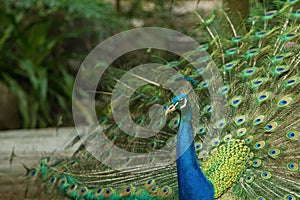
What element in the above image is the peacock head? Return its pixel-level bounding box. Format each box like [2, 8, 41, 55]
[165, 94, 188, 115]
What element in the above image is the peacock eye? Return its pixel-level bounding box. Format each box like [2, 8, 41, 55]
[179, 99, 185, 105]
[178, 98, 187, 109]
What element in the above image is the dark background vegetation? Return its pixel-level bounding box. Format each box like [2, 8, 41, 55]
[0, 0, 278, 130]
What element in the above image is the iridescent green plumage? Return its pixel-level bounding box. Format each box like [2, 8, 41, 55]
[26, 1, 300, 199]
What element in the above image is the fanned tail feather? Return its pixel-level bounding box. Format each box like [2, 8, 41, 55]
[27, 1, 300, 199]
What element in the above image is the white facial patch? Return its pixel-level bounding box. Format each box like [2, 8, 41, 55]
[180, 98, 187, 109]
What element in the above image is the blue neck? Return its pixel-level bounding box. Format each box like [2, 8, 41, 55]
[176, 106, 214, 200]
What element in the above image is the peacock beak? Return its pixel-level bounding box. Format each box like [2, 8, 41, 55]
[165, 103, 177, 115]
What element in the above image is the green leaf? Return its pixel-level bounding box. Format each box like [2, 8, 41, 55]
[3, 74, 30, 128]
[19, 59, 39, 90]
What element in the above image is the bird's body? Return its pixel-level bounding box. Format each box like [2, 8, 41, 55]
[176, 142, 214, 200]
[175, 99, 214, 200]
[27, 1, 300, 199]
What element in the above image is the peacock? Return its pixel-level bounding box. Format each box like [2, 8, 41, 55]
[26, 0, 300, 199]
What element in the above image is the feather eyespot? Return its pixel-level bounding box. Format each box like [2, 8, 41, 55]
[75, 187, 87, 197]
[251, 77, 266, 88]
[122, 186, 135, 196]
[284, 194, 296, 200]
[223, 134, 232, 142]
[287, 0, 298, 5]
[282, 33, 296, 41]
[274, 65, 290, 75]
[159, 186, 172, 197]
[58, 177, 67, 187]
[285, 76, 299, 87]
[230, 96, 242, 107]
[169, 116, 180, 128]
[215, 119, 226, 129]
[226, 47, 238, 55]
[197, 44, 209, 51]
[235, 115, 246, 125]
[255, 31, 268, 38]
[236, 128, 247, 137]
[149, 186, 159, 195]
[166, 137, 176, 147]
[145, 179, 155, 189]
[71, 184, 76, 190]
[196, 126, 206, 134]
[246, 48, 259, 57]
[247, 152, 254, 159]
[253, 115, 265, 125]
[242, 67, 257, 76]
[286, 131, 299, 141]
[103, 188, 114, 198]
[49, 177, 56, 184]
[231, 36, 242, 43]
[263, 11, 277, 19]
[254, 141, 265, 149]
[223, 61, 238, 70]
[272, 54, 285, 63]
[247, 17, 258, 23]
[195, 142, 203, 150]
[30, 169, 38, 176]
[148, 141, 157, 150]
[256, 197, 266, 200]
[94, 188, 103, 197]
[211, 138, 220, 146]
[293, 9, 300, 18]
[102, 188, 114, 198]
[261, 171, 272, 179]
[80, 188, 85, 193]
[268, 148, 281, 158]
[265, 122, 278, 132]
[257, 92, 270, 102]
[245, 136, 254, 144]
[203, 105, 213, 113]
[199, 151, 207, 157]
[218, 85, 230, 95]
[277, 96, 293, 107]
[253, 159, 262, 167]
[287, 162, 299, 171]
[57, 177, 69, 191]
[245, 175, 254, 183]
[199, 80, 210, 88]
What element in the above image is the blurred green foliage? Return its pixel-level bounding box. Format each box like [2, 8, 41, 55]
[0, 0, 127, 128]
[0, 0, 254, 129]
[120, 0, 195, 32]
